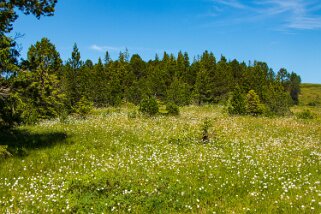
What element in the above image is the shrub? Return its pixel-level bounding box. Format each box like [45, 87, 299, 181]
[166, 102, 180, 115]
[308, 101, 317, 106]
[308, 101, 318, 107]
[246, 90, 265, 116]
[0, 145, 12, 159]
[296, 109, 315, 119]
[127, 110, 138, 119]
[201, 117, 212, 142]
[139, 97, 159, 116]
[73, 97, 93, 118]
[265, 84, 292, 116]
[227, 87, 246, 115]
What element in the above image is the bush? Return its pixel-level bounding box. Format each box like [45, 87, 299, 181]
[201, 118, 212, 142]
[246, 90, 265, 116]
[227, 87, 246, 115]
[296, 109, 315, 119]
[166, 102, 180, 115]
[308, 102, 316, 106]
[0, 145, 12, 159]
[127, 110, 138, 119]
[265, 84, 292, 116]
[73, 97, 93, 118]
[139, 97, 159, 116]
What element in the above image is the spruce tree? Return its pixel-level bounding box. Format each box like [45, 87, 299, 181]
[17, 38, 65, 122]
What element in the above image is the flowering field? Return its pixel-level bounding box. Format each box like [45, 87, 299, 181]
[1, 105, 321, 213]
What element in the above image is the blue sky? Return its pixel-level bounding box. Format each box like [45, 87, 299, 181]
[12, 0, 321, 83]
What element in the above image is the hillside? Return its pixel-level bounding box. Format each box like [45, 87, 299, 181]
[300, 83, 321, 106]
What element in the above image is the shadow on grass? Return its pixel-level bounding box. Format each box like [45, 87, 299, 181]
[0, 128, 70, 157]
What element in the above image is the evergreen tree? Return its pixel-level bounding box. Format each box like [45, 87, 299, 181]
[228, 86, 246, 115]
[193, 51, 217, 104]
[265, 83, 292, 116]
[16, 38, 65, 122]
[63, 43, 83, 107]
[104, 51, 112, 66]
[166, 78, 191, 106]
[213, 55, 233, 102]
[289, 72, 301, 105]
[246, 90, 265, 116]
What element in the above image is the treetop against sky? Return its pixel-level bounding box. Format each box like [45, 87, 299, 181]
[11, 0, 321, 83]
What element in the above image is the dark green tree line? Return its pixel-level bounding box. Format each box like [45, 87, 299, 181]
[0, 0, 302, 125]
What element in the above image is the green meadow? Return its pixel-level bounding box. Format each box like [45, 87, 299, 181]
[0, 85, 321, 213]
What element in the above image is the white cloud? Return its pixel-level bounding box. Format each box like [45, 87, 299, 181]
[90, 45, 164, 54]
[211, 0, 321, 30]
[90, 45, 125, 52]
[287, 17, 321, 30]
[212, 0, 246, 9]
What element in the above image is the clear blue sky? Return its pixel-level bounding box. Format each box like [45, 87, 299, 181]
[12, 0, 321, 83]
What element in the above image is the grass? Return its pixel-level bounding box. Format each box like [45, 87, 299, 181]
[299, 83, 321, 106]
[0, 103, 321, 213]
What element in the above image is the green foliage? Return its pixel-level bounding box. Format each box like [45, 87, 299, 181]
[166, 78, 191, 106]
[227, 86, 246, 115]
[62, 43, 83, 107]
[73, 97, 93, 118]
[165, 102, 180, 115]
[127, 110, 138, 119]
[296, 109, 315, 119]
[264, 83, 291, 116]
[139, 97, 159, 116]
[308, 101, 318, 106]
[0, 145, 12, 159]
[12, 38, 66, 124]
[0, 92, 24, 126]
[201, 117, 212, 142]
[0, 0, 58, 127]
[246, 90, 265, 116]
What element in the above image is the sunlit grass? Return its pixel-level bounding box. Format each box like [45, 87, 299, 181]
[300, 83, 321, 106]
[1, 105, 321, 213]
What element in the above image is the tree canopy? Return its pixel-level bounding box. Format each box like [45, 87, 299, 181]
[0, 0, 302, 126]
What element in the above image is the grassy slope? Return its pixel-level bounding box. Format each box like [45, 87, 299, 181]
[0, 103, 321, 213]
[299, 83, 321, 106]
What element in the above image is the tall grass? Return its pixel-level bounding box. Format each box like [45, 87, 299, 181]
[0, 105, 321, 213]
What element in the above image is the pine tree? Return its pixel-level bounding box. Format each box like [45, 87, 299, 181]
[63, 43, 83, 107]
[289, 72, 301, 105]
[228, 86, 246, 115]
[193, 51, 217, 104]
[246, 90, 265, 116]
[166, 78, 191, 106]
[16, 38, 65, 122]
[212, 55, 233, 102]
